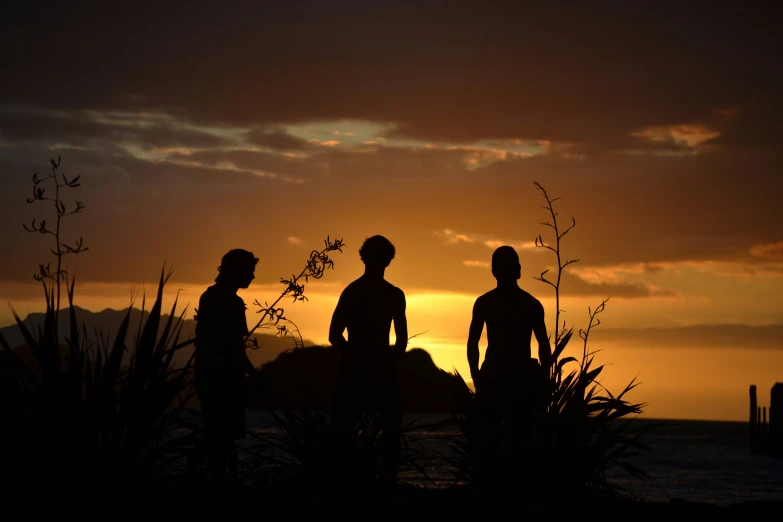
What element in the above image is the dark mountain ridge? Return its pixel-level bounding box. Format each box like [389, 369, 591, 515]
[2, 307, 464, 413]
[0, 306, 309, 369]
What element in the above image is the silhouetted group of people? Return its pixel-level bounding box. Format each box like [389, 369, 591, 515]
[193, 236, 551, 486]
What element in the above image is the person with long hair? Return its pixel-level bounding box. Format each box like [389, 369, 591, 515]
[194, 249, 259, 484]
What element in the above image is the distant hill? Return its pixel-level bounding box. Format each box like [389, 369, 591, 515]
[251, 346, 464, 413]
[2, 308, 466, 413]
[0, 306, 311, 369]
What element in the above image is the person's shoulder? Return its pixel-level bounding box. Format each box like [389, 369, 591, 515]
[198, 285, 218, 304]
[519, 288, 545, 311]
[231, 293, 246, 309]
[342, 278, 362, 293]
[478, 288, 498, 300]
[473, 289, 495, 308]
[199, 285, 243, 307]
[337, 279, 361, 301]
[384, 279, 404, 293]
[380, 280, 406, 303]
[196, 286, 220, 322]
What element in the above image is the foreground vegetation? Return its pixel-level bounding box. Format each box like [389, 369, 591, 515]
[433, 183, 651, 504]
[1, 158, 655, 511]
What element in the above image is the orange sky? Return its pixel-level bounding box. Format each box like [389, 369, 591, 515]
[1, 3, 782, 421]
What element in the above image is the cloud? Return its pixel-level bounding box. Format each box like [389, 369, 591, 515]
[0, 105, 238, 149]
[3, 4, 779, 152]
[435, 229, 544, 252]
[484, 240, 539, 251]
[557, 272, 677, 299]
[751, 240, 783, 260]
[628, 123, 721, 155]
[311, 139, 340, 147]
[591, 324, 783, 350]
[708, 104, 783, 148]
[573, 258, 783, 282]
[1, 4, 782, 301]
[437, 229, 475, 244]
[415, 139, 541, 169]
[463, 260, 490, 268]
[571, 263, 669, 284]
[245, 129, 312, 150]
[287, 236, 302, 245]
[166, 148, 306, 177]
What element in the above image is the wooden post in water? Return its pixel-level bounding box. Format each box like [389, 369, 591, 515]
[771, 382, 783, 457]
[750, 385, 758, 452]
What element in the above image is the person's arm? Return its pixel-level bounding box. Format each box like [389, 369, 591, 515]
[328, 291, 349, 354]
[242, 349, 257, 376]
[467, 299, 484, 387]
[534, 301, 552, 369]
[239, 299, 258, 377]
[392, 290, 408, 359]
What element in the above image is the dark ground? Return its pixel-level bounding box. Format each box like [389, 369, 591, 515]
[6, 482, 782, 519]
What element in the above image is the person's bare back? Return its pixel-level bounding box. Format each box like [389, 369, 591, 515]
[330, 276, 406, 364]
[467, 246, 550, 395]
[473, 285, 545, 372]
[328, 235, 408, 484]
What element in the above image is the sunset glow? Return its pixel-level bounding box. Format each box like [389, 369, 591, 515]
[1, 3, 781, 423]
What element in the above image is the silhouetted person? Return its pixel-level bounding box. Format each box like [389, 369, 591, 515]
[329, 235, 408, 487]
[194, 249, 259, 484]
[467, 246, 551, 434]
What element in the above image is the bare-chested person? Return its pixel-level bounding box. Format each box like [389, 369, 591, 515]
[329, 235, 408, 486]
[467, 246, 551, 429]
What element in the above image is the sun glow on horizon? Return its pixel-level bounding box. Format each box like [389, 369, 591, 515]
[1, 273, 781, 423]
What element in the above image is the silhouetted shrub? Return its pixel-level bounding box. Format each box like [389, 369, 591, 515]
[0, 268, 196, 491]
[436, 182, 653, 504]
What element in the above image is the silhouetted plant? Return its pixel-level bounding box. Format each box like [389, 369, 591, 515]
[244, 409, 430, 494]
[249, 236, 344, 350]
[532, 182, 652, 492]
[437, 181, 652, 503]
[0, 266, 196, 491]
[244, 330, 436, 492]
[533, 180, 579, 377]
[1, 157, 195, 491]
[22, 156, 88, 333]
[178, 236, 344, 356]
[173, 237, 347, 483]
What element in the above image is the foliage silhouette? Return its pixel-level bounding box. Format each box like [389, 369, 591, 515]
[2, 158, 654, 506]
[243, 340, 446, 494]
[175, 236, 344, 357]
[242, 408, 430, 495]
[434, 181, 653, 504]
[1, 157, 194, 491]
[22, 156, 88, 334]
[0, 266, 196, 491]
[178, 237, 345, 484]
[248, 236, 344, 349]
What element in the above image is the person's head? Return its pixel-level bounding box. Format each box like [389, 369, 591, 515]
[216, 249, 258, 288]
[491, 246, 521, 282]
[359, 235, 396, 269]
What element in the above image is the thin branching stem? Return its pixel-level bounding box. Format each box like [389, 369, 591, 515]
[533, 181, 579, 368]
[578, 298, 608, 374]
[22, 156, 88, 333]
[246, 237, 344, 340]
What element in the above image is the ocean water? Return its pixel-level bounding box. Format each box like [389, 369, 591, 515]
[600, 418, 783, 505]
[243, 410, 783, 506]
